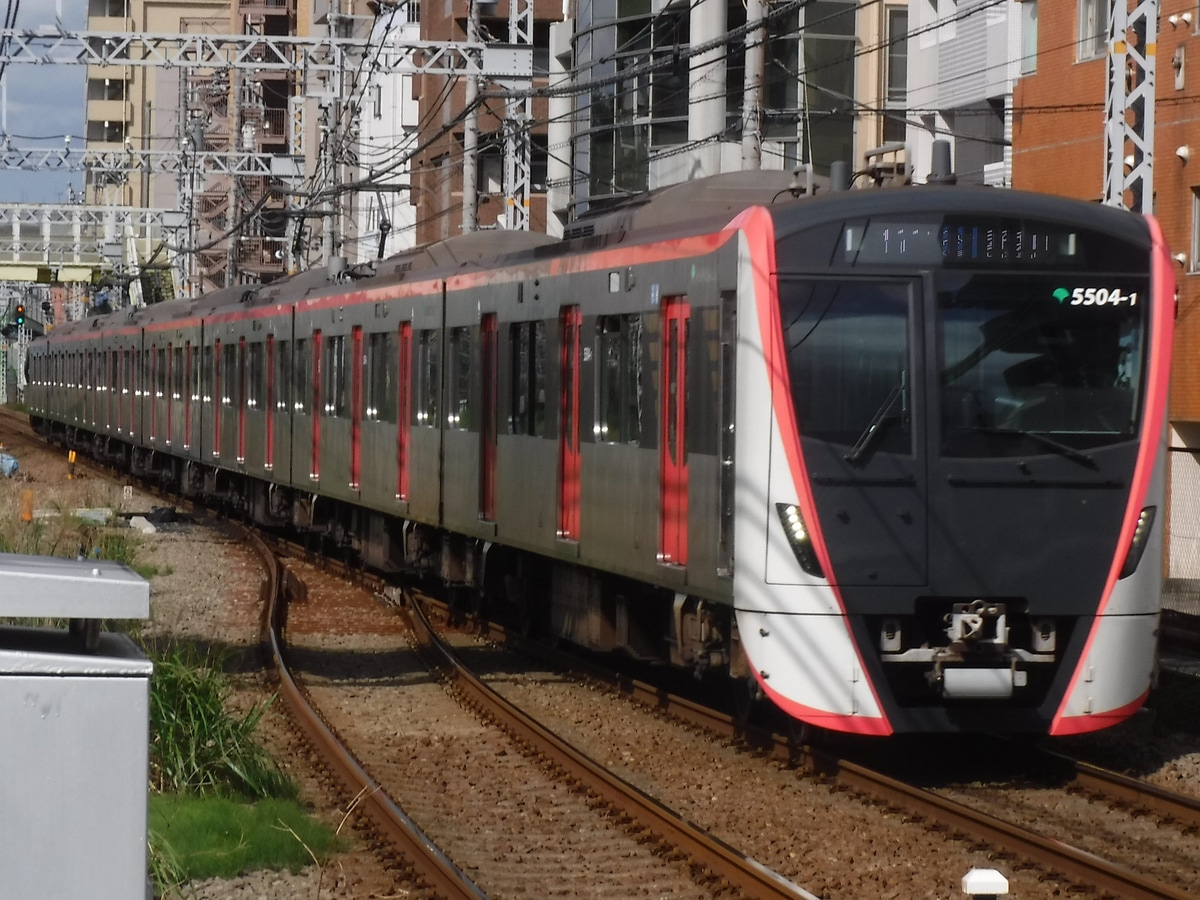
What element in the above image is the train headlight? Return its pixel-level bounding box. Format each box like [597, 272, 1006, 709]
[1119, 506, 1156, 579]
[775, 502, 824, 578]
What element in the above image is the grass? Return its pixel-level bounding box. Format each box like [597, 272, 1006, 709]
[149, 795, 346, 886]
[147, 647, 349, 897]
[149, 645, 295, 799]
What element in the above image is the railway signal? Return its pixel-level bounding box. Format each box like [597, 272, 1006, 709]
[13, 303, 24, 325]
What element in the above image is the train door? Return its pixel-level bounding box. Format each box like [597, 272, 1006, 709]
[311, 330, 322, 481]
[166, 343, 173, 445]
[660, 296, 690, 566]
[237, 337, 247, 463]
[480, 314, 497, 520]
[123, 346, 133, 436]
[397, 322, 412, 500]
[149, 343, 158, 442]
[107, 349, 115, 435]
[557, 306, 581, 540]
[266, 335, 275, 470]
[212, 339, 222, 458]
[184, 341, 194, 451]
[350, 326, 363, 491]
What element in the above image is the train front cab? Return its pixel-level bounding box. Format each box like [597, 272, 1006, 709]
[730, 194, 1173, 736]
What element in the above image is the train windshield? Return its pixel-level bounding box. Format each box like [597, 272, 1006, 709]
[938, 272, 1146, 457]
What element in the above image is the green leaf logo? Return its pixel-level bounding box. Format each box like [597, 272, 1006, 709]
[1052, 287, 1070, 303]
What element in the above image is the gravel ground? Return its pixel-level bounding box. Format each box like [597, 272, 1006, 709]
[6, 421, 1200, 899]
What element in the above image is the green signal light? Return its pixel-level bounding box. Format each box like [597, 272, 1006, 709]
[1052, 288, 1070, 303]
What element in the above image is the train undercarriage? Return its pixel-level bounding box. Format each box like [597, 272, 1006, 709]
[39, 420, 744, 692]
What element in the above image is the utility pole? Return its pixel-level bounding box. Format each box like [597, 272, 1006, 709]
[741, 0, 764, 170]
[462, 0, 481, 233]
[1103, 0, 1157, 212]
[501, 0, 534, 230]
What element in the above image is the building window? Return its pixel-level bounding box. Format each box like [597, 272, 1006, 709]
[884, 7, 908, 143]
[1078, 0, 1108, 60]
[1190, 188, 1200, 272]
[88, 0, 127, 15]
[1021, 0, 1038, 74]
[86, 120, 126, 143]
[87, 78, 127, 101]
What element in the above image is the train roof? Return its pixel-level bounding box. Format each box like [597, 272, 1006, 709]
[563, 170, 826, 247]
[766, 183, 1153, 246]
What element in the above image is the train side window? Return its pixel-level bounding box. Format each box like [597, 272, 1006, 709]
[221, 342, 237, 406]
[383, 331, 398, 423]
[275, 339, 292, 412]
[202, 345, 214, 402]
[509, 320, 546, 436]
[292, 338, 310, 414]
[172, 346, 183, 400]
[416, 329, 440, 426]
[367, 331, 397, 423]
[248, 341, 264, 410]
[448, 326, 472, 429]
[156, 347, 166, 398]
[323, 334, 347, 417]
[124, 349, 134, 397]
[595, 314, 642, 444]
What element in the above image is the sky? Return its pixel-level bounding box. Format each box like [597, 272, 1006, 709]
[0, 0, 88, 204]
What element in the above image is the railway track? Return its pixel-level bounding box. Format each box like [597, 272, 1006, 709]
[260, 537, 1200, 899]
[451, 606, 1200, 899]
[255, 536, 818, 899]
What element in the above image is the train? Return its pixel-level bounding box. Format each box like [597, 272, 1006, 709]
[25, 152, 1174, 736]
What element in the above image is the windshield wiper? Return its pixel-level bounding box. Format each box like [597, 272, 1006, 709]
[846, 380, 905, 464]
[979, 426, 1096, 468]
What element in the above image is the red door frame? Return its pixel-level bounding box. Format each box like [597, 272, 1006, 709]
[350, 326, 363, 490]
[480, 314, 498, 521]
[237, 337, 247, 463]
[108, 350, 115, 434]
[165, 343, 173, 445]
[659, 296, 690, 565]
[265, 335, 275, 470]
[149, 344, 157, 441]
[557, 306, 582, 540]
[311, 331, 322, 481]
[213, 340, 221, 457]
[184, 342, 192, 450]
[397, 323, 412, 500]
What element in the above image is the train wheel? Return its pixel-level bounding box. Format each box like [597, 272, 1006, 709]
[788, 718, 822, 751]
[732, 674, 762, 727]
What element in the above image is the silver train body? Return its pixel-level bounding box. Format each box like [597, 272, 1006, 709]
[27, 173, 1175, 735]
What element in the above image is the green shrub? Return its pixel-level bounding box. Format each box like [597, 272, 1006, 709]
[149, 644, 294, 800]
